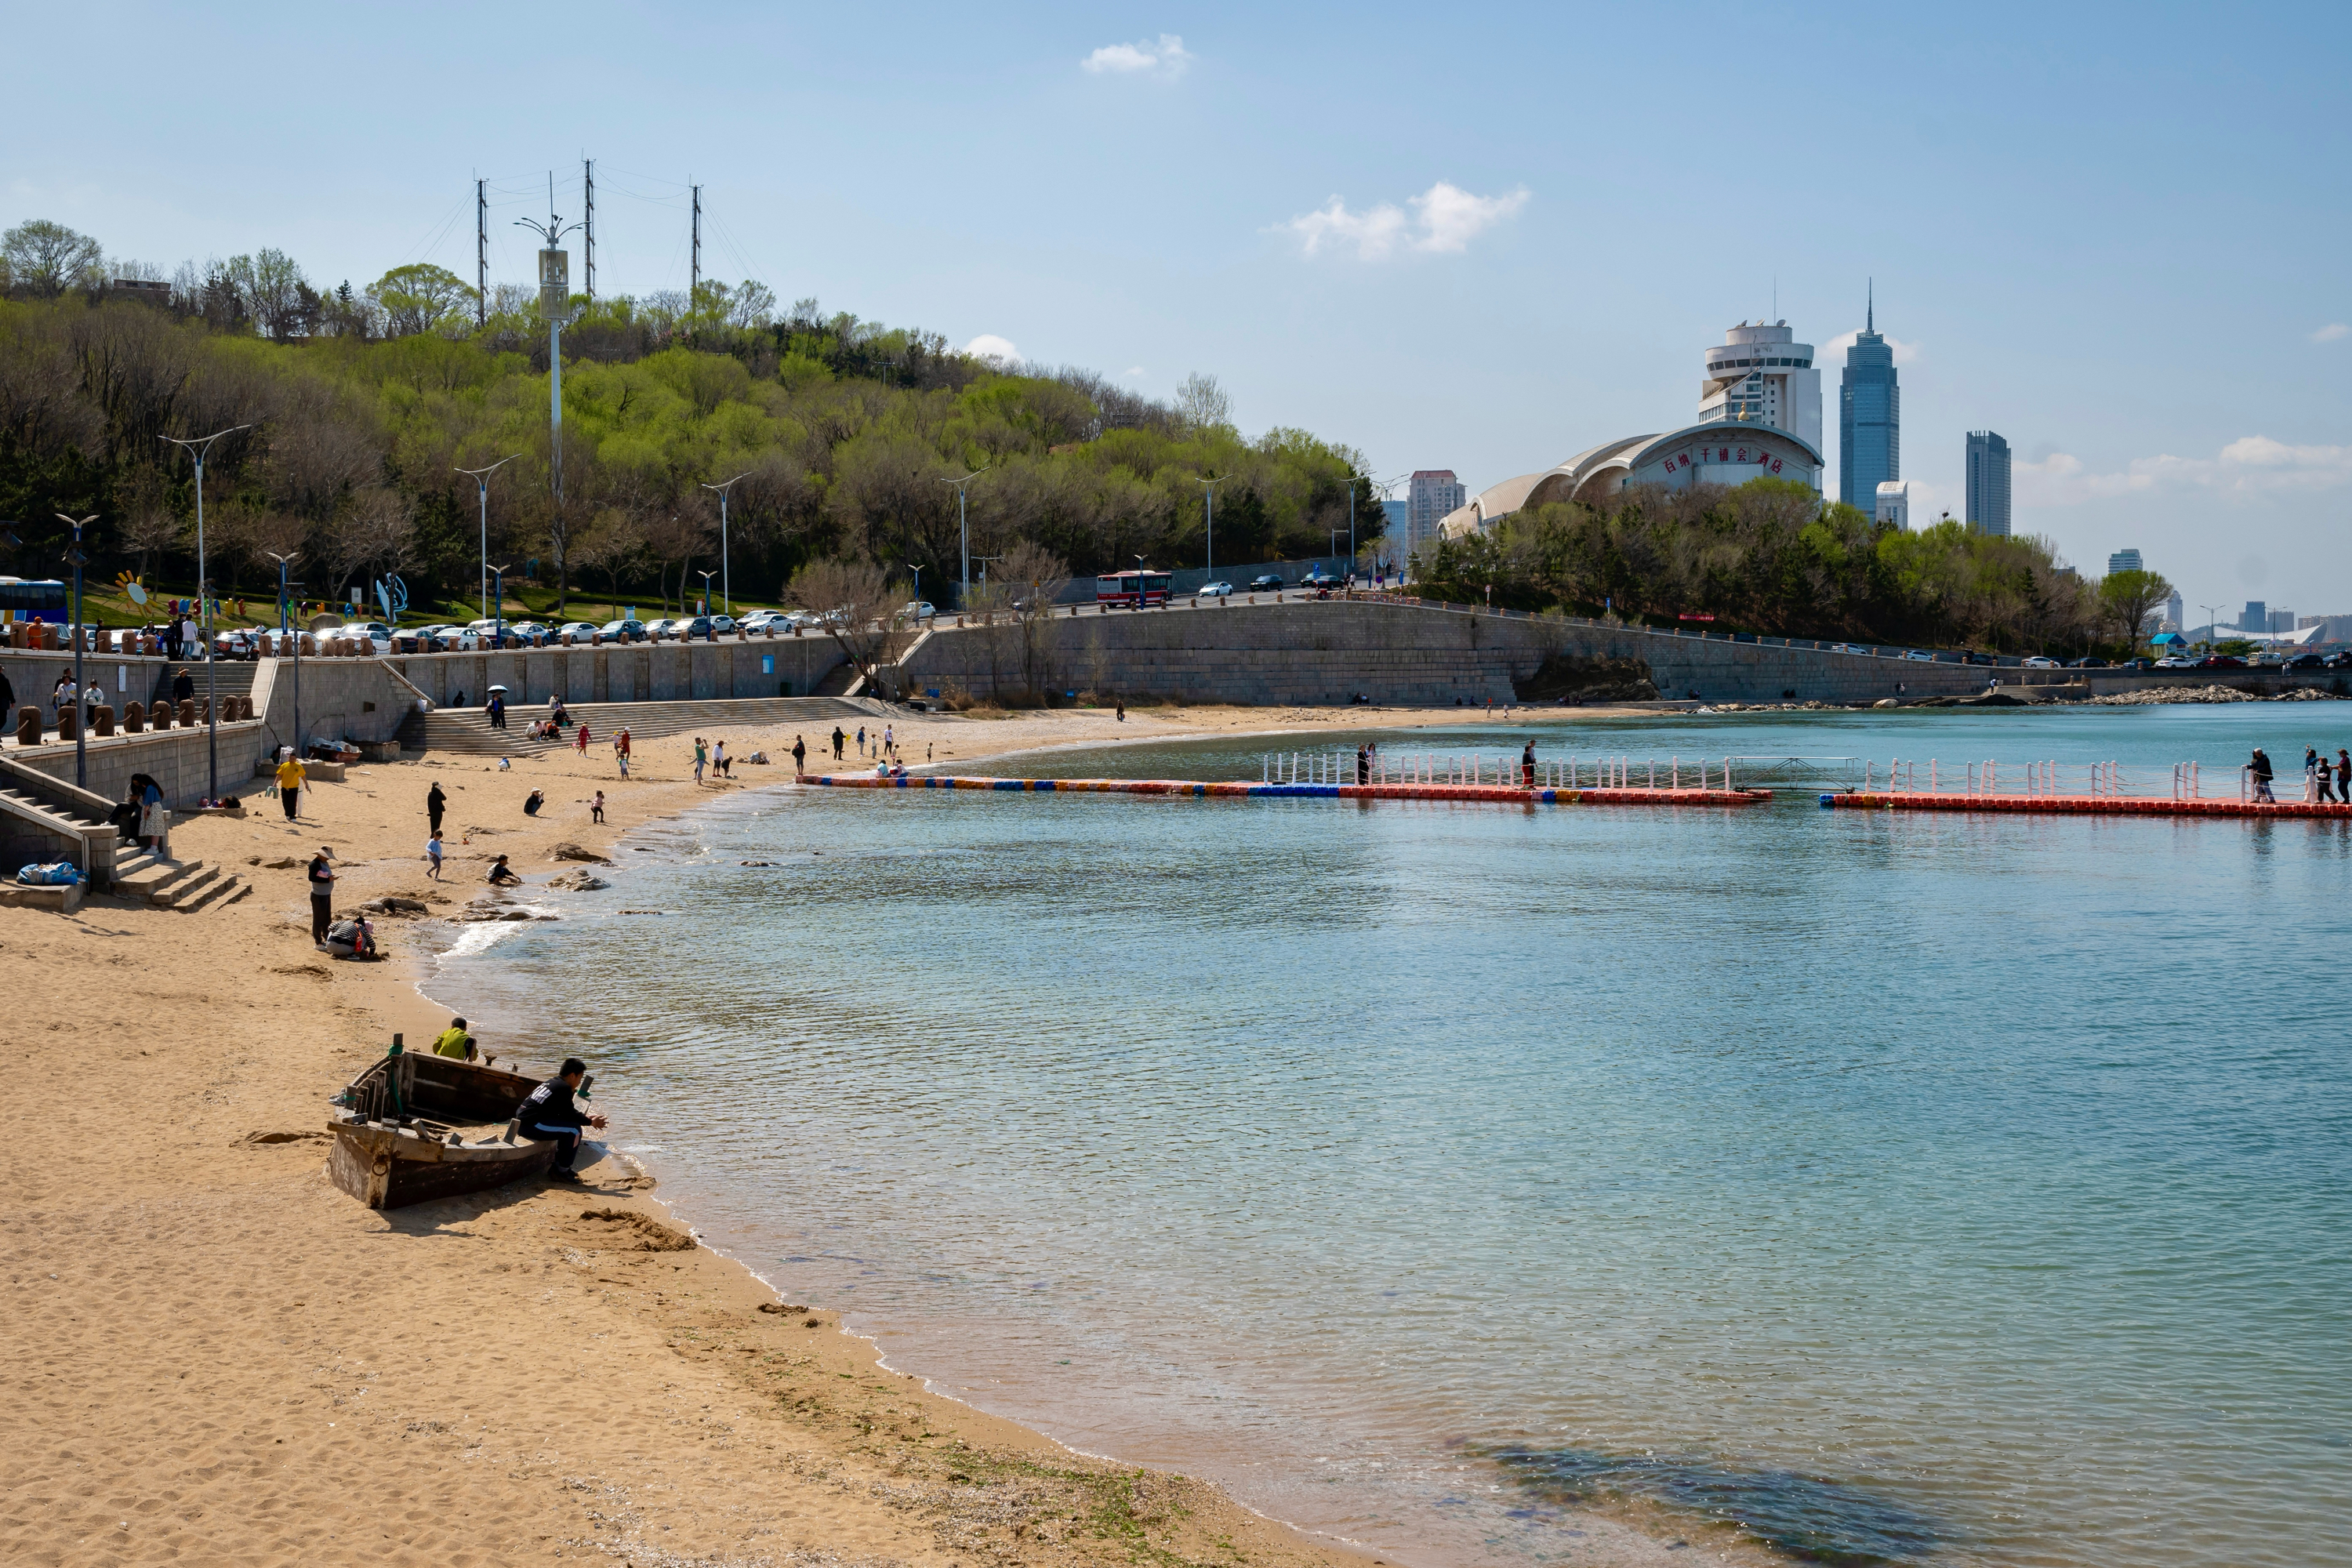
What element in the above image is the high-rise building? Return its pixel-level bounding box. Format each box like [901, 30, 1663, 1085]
[2107, 549, 2143, 575]
[1965, 431, 2012, 536]
[1700, 321, 1822, 453]
[1839, 289, 1898, 508]
[1875, 480, 1910, 531]
[2241, 601, 2267, 632]
[1406, 471, 1466, 558]
[2165, 589, 2183, 630]
[2269, 608, 2296, 634]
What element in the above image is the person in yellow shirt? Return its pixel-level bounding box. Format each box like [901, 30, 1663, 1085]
[274, 750, 307, 821]
[430, 1016, 477, 1061]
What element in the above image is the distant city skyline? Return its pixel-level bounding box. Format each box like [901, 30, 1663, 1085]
[1, 4, 2344, 603]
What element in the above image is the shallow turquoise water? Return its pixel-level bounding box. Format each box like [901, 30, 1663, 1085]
[448, 705, 2352, 1567]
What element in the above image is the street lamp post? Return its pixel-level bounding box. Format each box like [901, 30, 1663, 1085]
[700, 471, 751, 616]
[936, 467, 989, 610]
[266, 550, 301, 765]
[1196, 477, 1219, 577]
[57, 514, 94, 788]
[159, 423, 251, 803]
[696, 570, 717, 626]
[489, 563, 515, 645]
[456, 455, 523, 622]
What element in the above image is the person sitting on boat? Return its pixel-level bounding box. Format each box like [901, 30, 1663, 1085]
[431, 1017, 477, 1060]
[517, 1057, 607, 1184]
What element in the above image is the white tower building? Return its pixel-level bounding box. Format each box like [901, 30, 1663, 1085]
[1700, 321, 1821, 455]
[1875, 480, 1911, 530]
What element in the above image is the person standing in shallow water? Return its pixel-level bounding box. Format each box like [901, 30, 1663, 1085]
[791, 735, 807, 775]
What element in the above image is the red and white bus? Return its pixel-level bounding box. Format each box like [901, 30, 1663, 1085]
[1095, 569, 1172, 608]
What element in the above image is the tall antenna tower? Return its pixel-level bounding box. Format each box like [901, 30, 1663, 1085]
[582, 157, 596, 304]
[690, 183, 702, 310]
[475, 179, 488, 326]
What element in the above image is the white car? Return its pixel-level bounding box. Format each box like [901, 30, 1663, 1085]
[2022, 656, 2058, 668]
[1196, 581, 1233, 598]
[739, 609, 790, 631]
[641, 618, 683, 641]
[552, 621, 601, 644]
[896, 601, 937, 626]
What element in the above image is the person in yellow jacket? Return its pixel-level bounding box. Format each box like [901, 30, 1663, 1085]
[430, 1016, 477, 1061]
[274, 751, 307, 821]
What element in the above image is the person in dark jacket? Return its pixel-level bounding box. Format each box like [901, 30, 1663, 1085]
[517, 1058, 607, 1181]
[426, 781, 448, 835]
[2249, 748, 2276, 803]
[172, 667, 195, 704]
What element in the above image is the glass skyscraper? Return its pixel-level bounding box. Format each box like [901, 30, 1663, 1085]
[1838, 289, 1898, 509]
[1966, 430, 2013, 536]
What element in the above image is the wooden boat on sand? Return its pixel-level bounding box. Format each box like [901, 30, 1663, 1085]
[328, 1036, 589, 1209]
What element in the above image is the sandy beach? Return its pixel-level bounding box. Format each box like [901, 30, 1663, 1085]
[3, 699, 1718, 1568]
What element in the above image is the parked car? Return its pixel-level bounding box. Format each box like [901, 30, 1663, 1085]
[545, 620, 598, 644]
[2283, 651, 2325, 670]
[599, 618, 648, 642]
[675, 616, 715, 641]
[739, 608, 791, 631]
[1196, 581, 1234, 598]
[2323, 651, 2352, 670]
[1300, 569, 1341, 588]
[1248, 574, 1285, 591]
[212, 628, 260, 659]
[503, 621, 551, 646]
[2064, 657, 2111, 669]
[2019, 655, 2057, 668]
[2155, 655, 2198, 669]
[641, 618, 682, 641]
[2195, 655, 2247, 669]
[897, 601, 937, 626]
[2115, 658, 2151, 671]
[707, 615, 738, 637]
[1904, 648, 1936, 662]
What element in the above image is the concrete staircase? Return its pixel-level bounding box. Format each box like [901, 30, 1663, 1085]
[0, 753, 125, 893]
[112, 848, 250, 913]
[395, 694, 876, 757]
[148, 659, 261, 710]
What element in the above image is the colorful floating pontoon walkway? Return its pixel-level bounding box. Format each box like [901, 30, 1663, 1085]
[1833, 791, 2352, 819]
[800, 773, 1769, 808]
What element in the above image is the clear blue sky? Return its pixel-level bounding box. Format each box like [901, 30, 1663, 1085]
[10, 2, 2348, 616]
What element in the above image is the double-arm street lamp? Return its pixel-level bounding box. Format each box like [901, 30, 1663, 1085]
[456, 455, 524, 622]
[701, 471, 751, 615]
[936, 467, 989, 609]
[1196, 476, 1220, 576]
[159, 423, 251, 802]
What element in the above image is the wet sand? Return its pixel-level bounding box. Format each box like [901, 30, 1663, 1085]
[1, 700, 1733, 1568]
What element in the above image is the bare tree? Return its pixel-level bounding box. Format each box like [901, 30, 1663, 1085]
[787, 557, 896, 691]
[1174, 371, 1231, 433]
[573, 507, 648, 622]
[319, 487, 413, 601]
[999, 539, 1071, 700]
[113, 464, 183, 579]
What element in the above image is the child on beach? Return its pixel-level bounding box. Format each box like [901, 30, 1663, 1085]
[575, 721, 591, 757]
[693, 738, 708, 784]
[590, 791, 605, 824]
[614, 728, 631, 776]
[426, 833, 444, 880]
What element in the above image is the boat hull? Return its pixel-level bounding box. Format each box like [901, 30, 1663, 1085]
[328, 1119, 557, 1209]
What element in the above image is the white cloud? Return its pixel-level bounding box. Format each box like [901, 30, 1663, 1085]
[1280, 180, 1529, 260]
[2314, 322, 2349, 343]
[2016, 436, 2352, 506]
[1822, 328, 1924, 364]
[1081, 34, 1192, 78]
[963, 333, 1019, 365]
[1123, 366, 1145, 378]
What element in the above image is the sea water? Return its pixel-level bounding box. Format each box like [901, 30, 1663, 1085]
[445, 704, 2352, 1567]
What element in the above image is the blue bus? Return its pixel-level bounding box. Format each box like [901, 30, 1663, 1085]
[0, 578, 70, 622]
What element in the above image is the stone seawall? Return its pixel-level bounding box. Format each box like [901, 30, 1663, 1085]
[386, 636, 843, 708]
[891, 600, 2009, 706]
